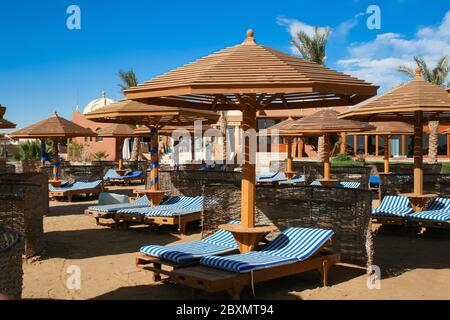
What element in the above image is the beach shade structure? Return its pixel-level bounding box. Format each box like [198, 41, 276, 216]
[351, 121, 413, 174]
[97, 123, 140, 175]
[85, 99, 219, 205]
[266, 109, 374, 186]
[339, 68, 450, 211]
[8, 112, 96, 185]
[0, 105, 16, 130]
[123, 29, 378, 252]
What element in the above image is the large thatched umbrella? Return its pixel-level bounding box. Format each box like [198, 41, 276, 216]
[267, 109, 373, 186]
[122, 30, 378, 252]
[351, 121, 413, 174]
[0, 105, 16, 130]
[339, 68, 450, 211]
[9, 112, 96, 184]
[85, 99, 219, 203]
[97, 123, 141, 175]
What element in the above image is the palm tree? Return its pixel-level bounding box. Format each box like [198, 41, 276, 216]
[291, 27, 331, 160]
[118, 69, 141, 161]
[397, 55, 450, 164]
[219, 111, 228, 163]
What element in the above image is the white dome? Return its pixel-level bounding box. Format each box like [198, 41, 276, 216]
[82, 91, 116, 114]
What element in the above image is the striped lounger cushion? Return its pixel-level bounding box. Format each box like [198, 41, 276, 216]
[372, 195, 414, 217]
[279, 175, 306, 185]
[200, 227, 334, 273]
[407, 197, 450, 222]
[140, 220, 240, 263]
[117, 196, 203, 217]
[338, 181, 361, 189]
[49, 180, 102, 192]
[257, 172, 287, 183]
[87, 195, 150, 213]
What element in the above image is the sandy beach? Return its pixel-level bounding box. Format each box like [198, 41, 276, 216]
[22, 185, 450, 300]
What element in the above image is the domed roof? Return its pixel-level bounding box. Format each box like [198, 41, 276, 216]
[82, 91, 115, 114]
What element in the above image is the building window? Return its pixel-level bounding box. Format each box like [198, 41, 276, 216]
[355, 136, 365, 156]
[438, 134, 448, 156]
[96, 137, 103, 142]
[345, 135, 354, 155]
[367, 135, 377, 156]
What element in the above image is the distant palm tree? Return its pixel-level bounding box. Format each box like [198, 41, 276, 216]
[397, 55, 450, 164]
[291, 27, 331, 160]
[290, 27, 331, 65]
[118, 69, 141, 161]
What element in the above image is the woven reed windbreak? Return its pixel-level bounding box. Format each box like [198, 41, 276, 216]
[0, 173, 47, 257]
[0, 225, 24, 299]
[380, 173, 450, 200]
[159, 171, 373, 266]
[0, 164, 15, 174]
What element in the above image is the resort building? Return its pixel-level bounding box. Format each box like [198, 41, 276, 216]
[71, 92, 118, 161]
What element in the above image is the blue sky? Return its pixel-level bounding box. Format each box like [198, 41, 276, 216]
[1, 0, 449, 129]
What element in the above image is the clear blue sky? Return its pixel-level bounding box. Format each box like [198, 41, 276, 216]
[1, 0, 449, 129]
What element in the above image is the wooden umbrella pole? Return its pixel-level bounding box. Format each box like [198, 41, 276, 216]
[340, 132, 346, 154]
[383, 134, 390, 174]
[240, 95, 257, 229]
[414, 111, 424, 195]
[286, 137, 294, 178]
[40, 138, 46, 166]
[118, 137, 123, 171]
[52, 138, 59, 181]
[149, 126, 159, 191]
[323, 133, 331, 180]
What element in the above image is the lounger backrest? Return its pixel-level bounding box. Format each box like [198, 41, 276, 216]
[262, 227, 334, 261]
[159, 196, 203, 209]
[257, 172, 278, 180]
[425, 197, 450, 211]
[292, 175, 305, 182]
[125, 171, 142, 178]
[72, 180, 102, 189]
[379, 195, 412, 210]
[202, 220, 240, 247]
[133, 195, 150, 205]
[272, 172, 287, 181]
[103, 169, 118, 179]
[339, 181, 361, 189]
[310, 181, 321, 186]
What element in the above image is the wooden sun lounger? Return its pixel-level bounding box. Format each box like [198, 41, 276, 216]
[114, 211, 201, 234]
[406, 219, 450, 229]
[106, 176, 144, 186]
[371, 216, 405, 226]
[49, 185, 104, 202]
[157, 252, 340, 299]
[83, 208, 114, 225]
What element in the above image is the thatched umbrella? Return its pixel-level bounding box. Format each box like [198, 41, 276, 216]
[266, 109, 373, 186]
[85, 99, 219, 203]
[0, 105, 16, 130]
[97, 124, 140, 175]
[9, 112, 96, 184]
[122, 29, 378, 252]
[351, 121, 413, 174]
[339, 68, 450, 211]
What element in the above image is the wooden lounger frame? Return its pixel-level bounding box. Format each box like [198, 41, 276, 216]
[84, 208, 114, 225]
[105, 175, 144, 186]
[371, 216, 405, 226]
[139, 252, 340, 300]
[49, 185, 104, 202]
[114, 211, 201, 235]
[406, 219, 450, 230]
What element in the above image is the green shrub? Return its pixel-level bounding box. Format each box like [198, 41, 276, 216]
[331, 153, 353, 162]
[13, 140, 42, 161]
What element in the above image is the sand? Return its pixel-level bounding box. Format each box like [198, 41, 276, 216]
[22, 186, 450, 300]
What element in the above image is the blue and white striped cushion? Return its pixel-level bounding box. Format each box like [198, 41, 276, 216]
[200, 227, 334, 273]
[140, 220, 240, 263]
[257, 172, 287, 183]
[310, 181, 322, 186]
[339, 181, 361, 189]
[424, 198, 450, 211]
[256, 172, 278, 181]
[408, 210, 450, 222]
[88, 195, 150, 213]
[49, 180, 102, 192]
[279, 175, 306, 185]
[118, 196, 203, 217]
[372, 195, 413, 217]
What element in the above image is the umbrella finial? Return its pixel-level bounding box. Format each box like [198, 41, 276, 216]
[415, 67, 423, 80]
[53, 111, 58, 116]
[242, 29, 256, 45]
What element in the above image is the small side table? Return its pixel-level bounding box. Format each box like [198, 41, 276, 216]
[218, 224, 277, 253]
[49, 179, 62, 188]
[285, 171, 297, 179]
[400, 193, 437, 212]
[116, 169, 126, 176]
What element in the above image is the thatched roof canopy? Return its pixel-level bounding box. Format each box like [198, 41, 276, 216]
[339, 70, 450, 123]
[97, 124, 138, 138]
[351, 121, 414, 135]
[124, 30, 378, 111]
[9, 112, 96, 138]
[85, 100, 220, 126]
[0, 105, 16, 129]
[267, 109, 373, 136]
